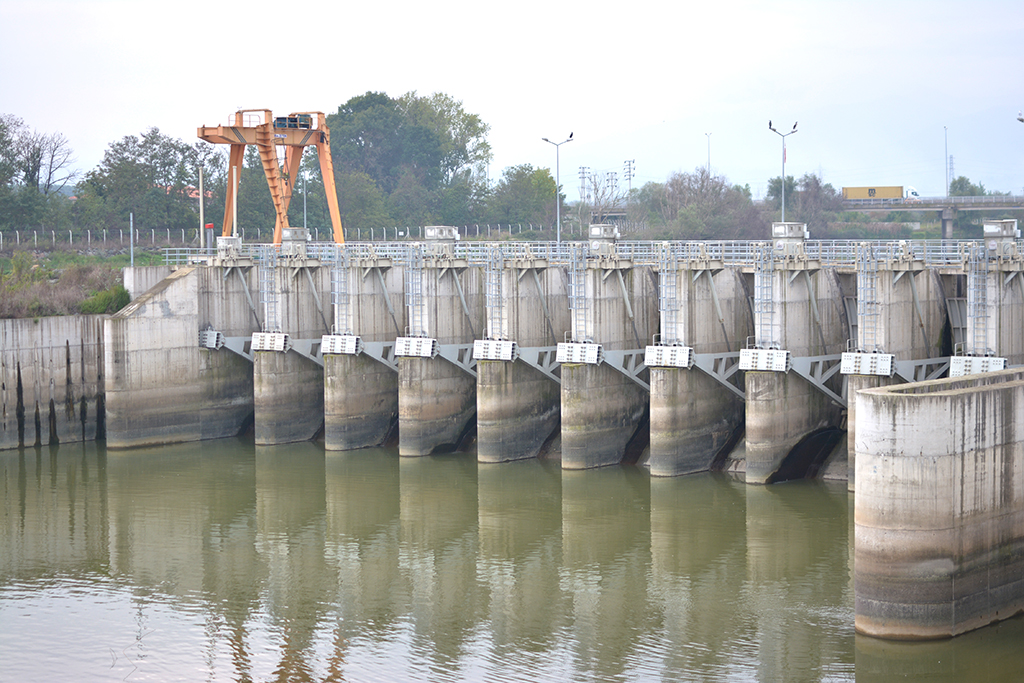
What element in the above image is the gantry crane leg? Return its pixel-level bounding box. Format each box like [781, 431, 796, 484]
[222, 143, 245, 237]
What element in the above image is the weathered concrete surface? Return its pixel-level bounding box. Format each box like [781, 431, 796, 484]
[560, 263, 657, 469]
[561, 362, 649, 469]
[399, 357, 477, 455]
[398, 263, 483, 456]
[477, 264, 567, 463]
[845, 267, 949, 491]
[745, 268, 847, 484]
[124, 265, 174, 299]
[252, 263, 330, 445]
[845, 374, 893, 490]
[325, 354, 397, 449]
[0, 316, 106, 450]
[975, 268, 1024, 365]
[648, 268, 749, 476]
[649, 368, 741, 475]
[477, 360, 561, 462]
[324, 261, 403, 451]
[254, 351, 324, 444]
[105, 267, 254, 448]
[855, 369, 1024, 640]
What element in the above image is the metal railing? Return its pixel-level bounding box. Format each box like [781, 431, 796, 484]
[164, 237, 1018, 272]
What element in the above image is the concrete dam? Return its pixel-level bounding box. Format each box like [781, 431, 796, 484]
[99, 222, 1021, 480]
[4, 219, 1024, 640]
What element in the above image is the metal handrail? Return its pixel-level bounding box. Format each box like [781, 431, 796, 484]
[164, 238, 1010, 269]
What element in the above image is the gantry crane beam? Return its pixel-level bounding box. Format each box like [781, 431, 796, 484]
[197, 109, 344, 245]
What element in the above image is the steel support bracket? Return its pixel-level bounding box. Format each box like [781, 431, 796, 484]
[438, 343, 477, 378]
[516, 346, 562, 384]
[289, 338, 324, 367]
[692, 352, 746, 400]
[222, 336, 255, 362]
[893, 357, 950, 382]
[602, 348, 650, 391]
[363, 341, 399, 372]
[790, 354, 846, 407]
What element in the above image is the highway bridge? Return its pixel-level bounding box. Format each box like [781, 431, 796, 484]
[841, 195, 1024, 237]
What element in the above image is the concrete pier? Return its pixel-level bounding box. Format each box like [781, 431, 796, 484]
[744, 233, 850, 484]
[855, 369, 1024, 639]
[560, 238, 657, 469]
[324, 256, 405, 450]
[325, 353, 399, 449]
[844, 246, 950, 490]
[398, 239, 484, 456]
[477, 259, 568, 463]
[253, 256, 331, 445]
[648, 266, 751, 476]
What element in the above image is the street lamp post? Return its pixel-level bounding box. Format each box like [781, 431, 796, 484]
[705, 132, 711, 174]
[768, 121, 798, 221]
[944, 126, 949, 198]
[542, 134, 573, 242]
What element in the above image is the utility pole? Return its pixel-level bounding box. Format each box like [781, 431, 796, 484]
[623, 159, 635, 196]
[607, 171, 618, 197]
[579, 166, 590, 204]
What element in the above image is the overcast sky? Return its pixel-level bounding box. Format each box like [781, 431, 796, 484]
[3, 0, 1023, 201]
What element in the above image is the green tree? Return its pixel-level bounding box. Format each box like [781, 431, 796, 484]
[483, 164, 556, 228]
[633, 168, 763, 239]
[326, 91, 491, 232]
[399, 91, 492, 185]
[949, 175, 985, 196]
[789, 173, 844, 233]
[76, 128, 220, 232]
[0, 114, 78, 232]
[337, 171, 392, 235]
[765, 175, 799, 216]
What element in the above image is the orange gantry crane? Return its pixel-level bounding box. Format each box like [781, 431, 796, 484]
[197, 109, 344, 245]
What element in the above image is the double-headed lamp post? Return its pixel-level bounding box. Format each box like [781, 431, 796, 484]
[542, 134, 573, 242]
[768, 120, 798, 221]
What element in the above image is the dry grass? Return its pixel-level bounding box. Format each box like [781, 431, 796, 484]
[0, 252, 127, 318]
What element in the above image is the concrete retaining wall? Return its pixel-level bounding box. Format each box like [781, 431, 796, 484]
[124, 265, 174, 299]
[0, 316, 106, 449]
[855, 368, 1024, 639]
[105, 267, 255, 448]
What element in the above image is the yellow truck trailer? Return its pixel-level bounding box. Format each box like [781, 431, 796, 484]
[842, 186, 920, 200]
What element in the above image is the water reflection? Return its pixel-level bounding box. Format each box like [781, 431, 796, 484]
[2, 441, 1024, 681]
[649, 473, 747, 679]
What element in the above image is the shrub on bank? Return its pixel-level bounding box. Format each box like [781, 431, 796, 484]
[0, 250, 130, 318]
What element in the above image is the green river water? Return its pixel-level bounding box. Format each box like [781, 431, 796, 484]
[1, 438, 1022, 682]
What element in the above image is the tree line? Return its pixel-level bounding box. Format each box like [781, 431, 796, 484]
[2, 97, 1018, 243]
